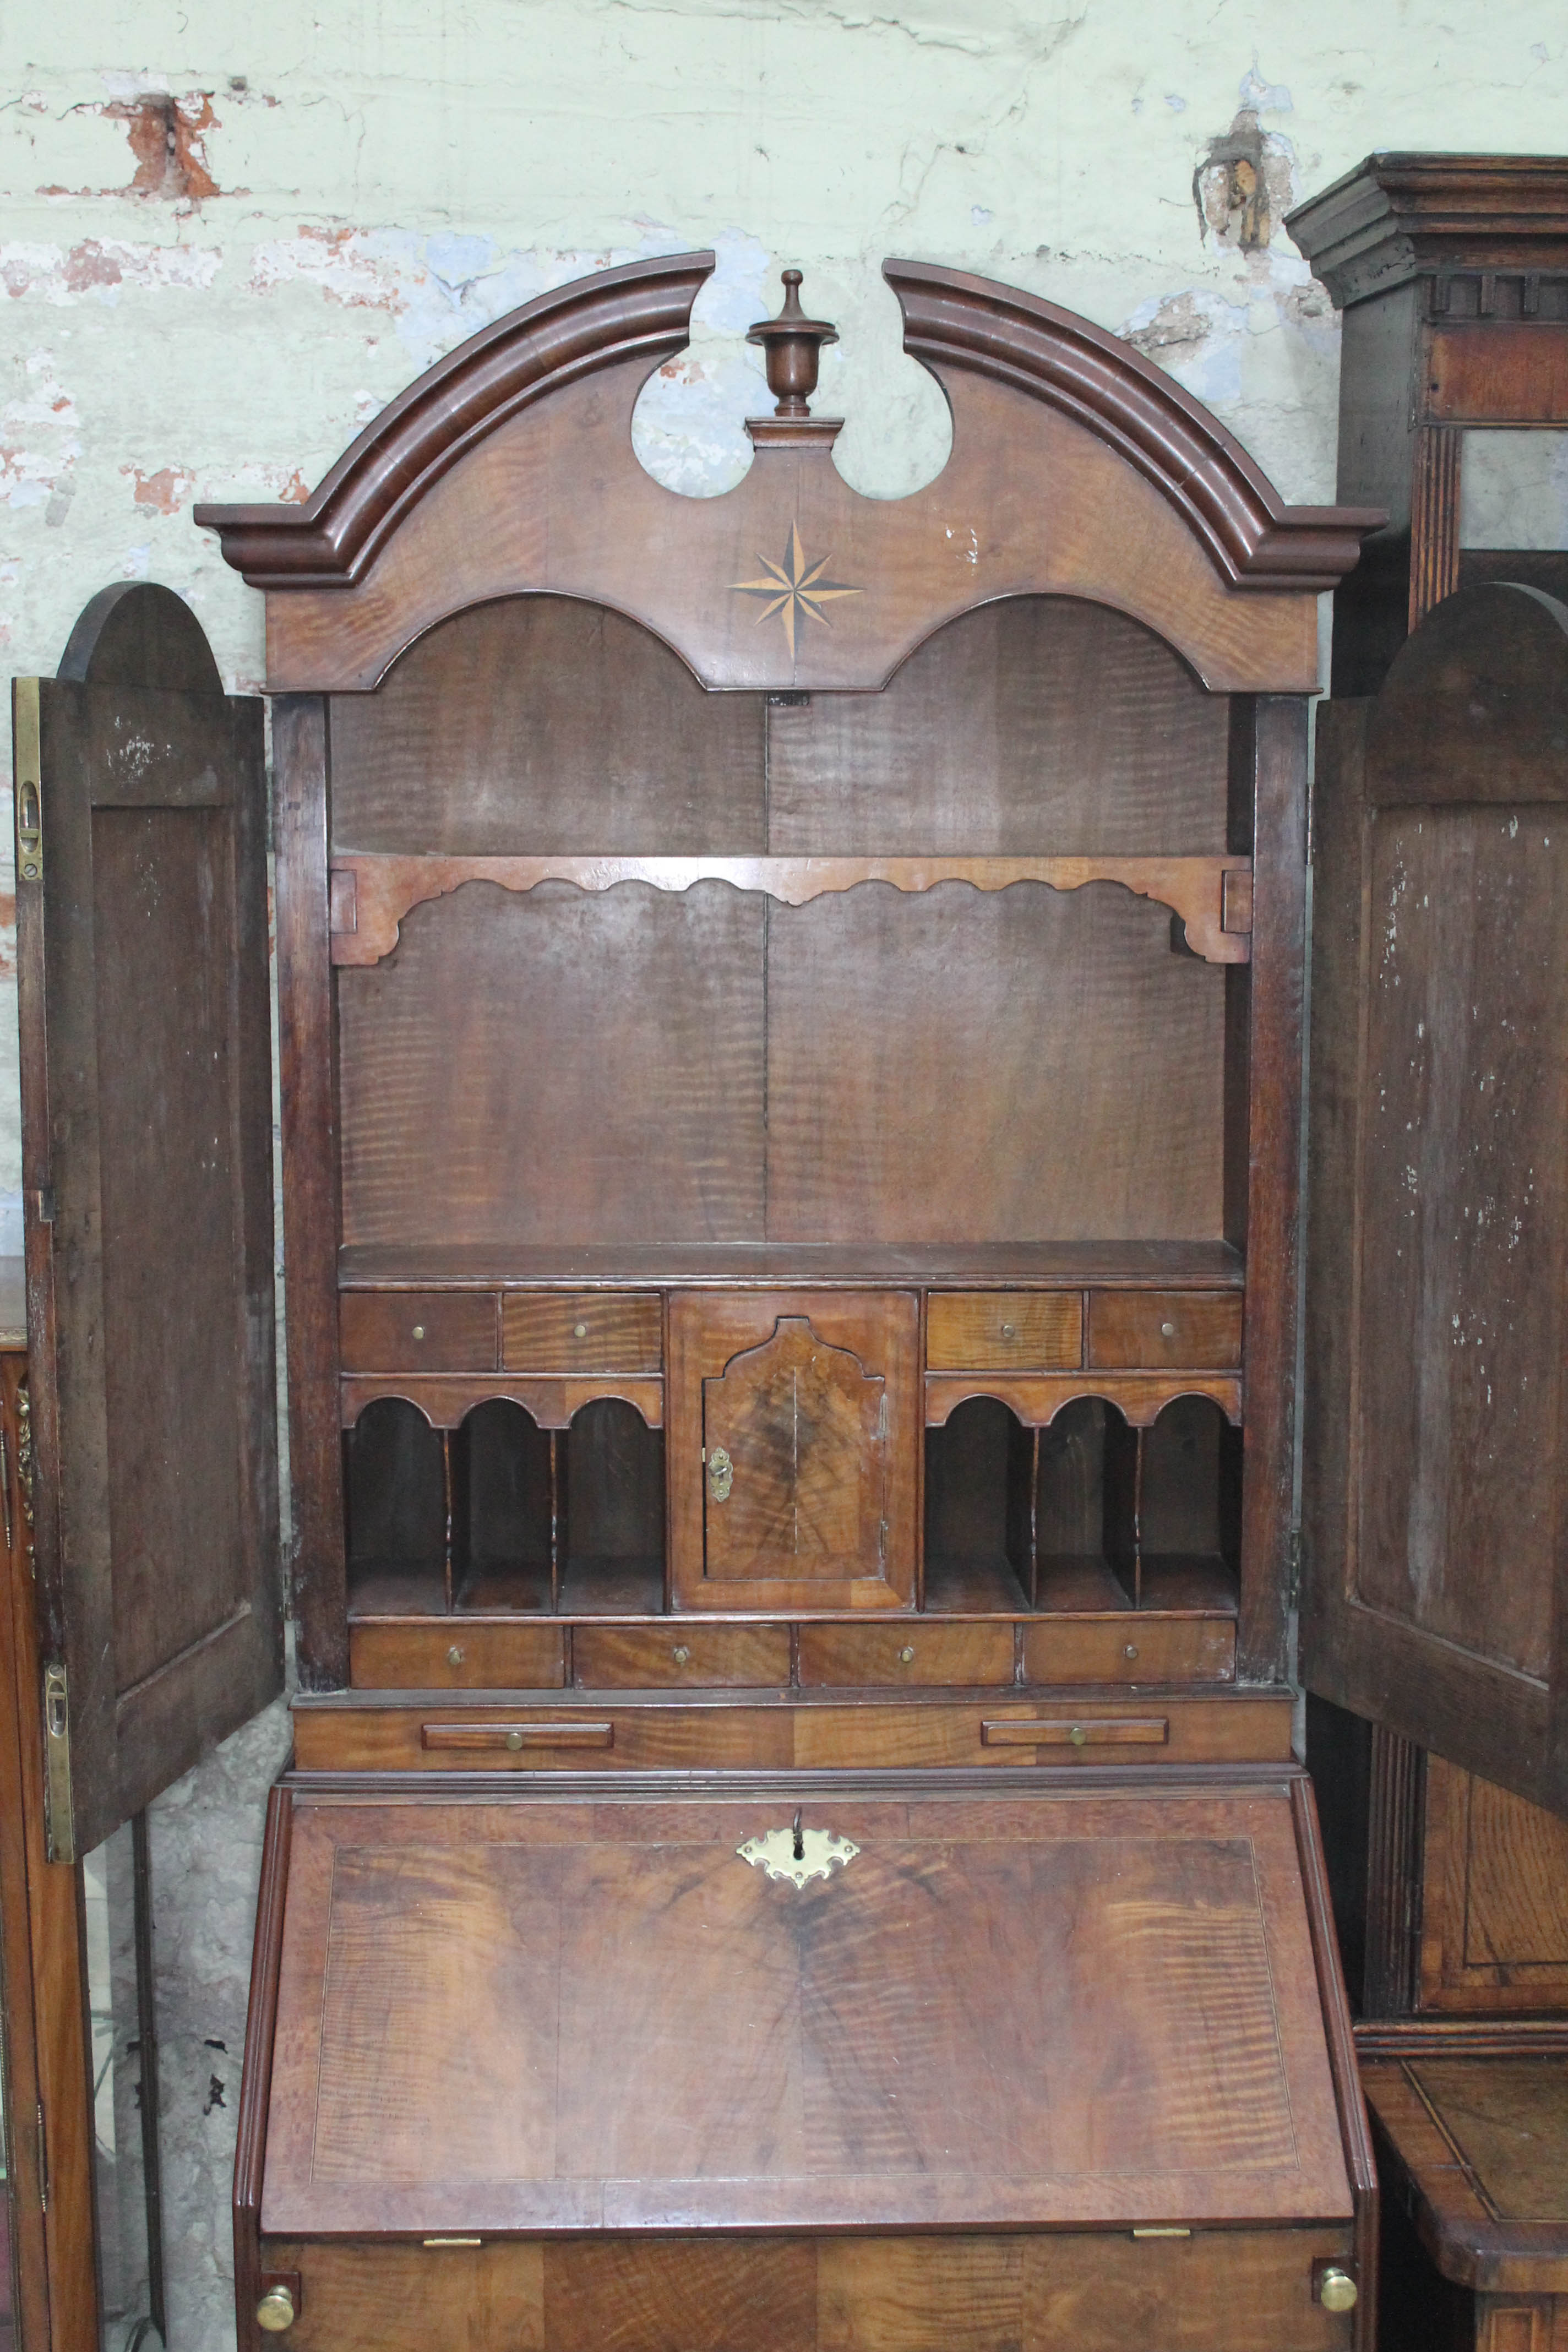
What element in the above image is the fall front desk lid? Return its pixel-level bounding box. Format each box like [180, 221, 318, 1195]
[262, 1782, 1352, 2236]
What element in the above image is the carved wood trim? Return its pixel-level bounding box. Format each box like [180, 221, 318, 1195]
[193, 252, 716, 587]
[340, 1374, 663, 1430]
[923, 1373, 1242, 1428]
[328, 852, 1254, 966]
[195, 252, 1379, 602]
[1363, 1724, 1427, 2019]
[885, 261, 1383, 590]
[1408, 424, 1463, 630]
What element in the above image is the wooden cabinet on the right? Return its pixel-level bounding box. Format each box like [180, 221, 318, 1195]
[1290, 152, 1568, 2350]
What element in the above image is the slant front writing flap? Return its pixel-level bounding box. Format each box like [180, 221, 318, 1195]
[1302, 582, 1568, 1817]
[262, 1784, 1352, 2236]
[14, 583, 281, 1860]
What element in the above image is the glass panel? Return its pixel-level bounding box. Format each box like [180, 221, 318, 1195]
[1461, 429, 1568, 550]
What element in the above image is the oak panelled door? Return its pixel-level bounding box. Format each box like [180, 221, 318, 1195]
[13, 584, 281, 1861]
[1302, 581, 1568, 1818]
[669, 1292, 919, 1609]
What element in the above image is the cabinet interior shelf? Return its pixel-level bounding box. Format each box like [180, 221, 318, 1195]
[338, 1239, 1246, 1289]
[328, 852, 1254, 967]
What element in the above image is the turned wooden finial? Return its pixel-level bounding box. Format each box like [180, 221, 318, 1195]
[747, 269, 839, 418]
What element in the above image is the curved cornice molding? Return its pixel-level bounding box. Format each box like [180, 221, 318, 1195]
[884, 258, 1381, 591]
[193, 250, 717, 589]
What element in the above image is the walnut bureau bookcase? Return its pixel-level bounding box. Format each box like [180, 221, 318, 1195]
[17, 255, 1401, 2351]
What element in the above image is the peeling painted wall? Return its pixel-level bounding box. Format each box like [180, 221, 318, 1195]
[2, 5, 1566, 2347]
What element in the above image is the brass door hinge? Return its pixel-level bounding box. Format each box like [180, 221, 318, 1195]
[35, 2101, 47, 2213]
[42, 1663, 75, 1865]
[14, 679, 41, 884]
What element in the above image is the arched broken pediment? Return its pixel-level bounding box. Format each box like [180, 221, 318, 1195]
[195, 252, 1380, 696]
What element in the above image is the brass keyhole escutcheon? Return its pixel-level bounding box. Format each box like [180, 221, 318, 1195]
[707, 1446, 733, 1502]
[256, 2286, 296, 2334]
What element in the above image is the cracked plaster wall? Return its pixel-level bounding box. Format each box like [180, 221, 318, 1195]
[1, 6, 1565, 2348]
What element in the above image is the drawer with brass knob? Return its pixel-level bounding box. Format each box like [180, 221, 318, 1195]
[340, 1289, 500, 1372]
[1086, 1289, 1243, 1371]
[573, 1624, 790, 1687]
[348, 1620, 567, 1690]
[502, 1291, 661, 1373]
[798, 1621, 1015, 1687]
[926, 1291, 1082, 1371]
[1022, 1615, 1236, 1685]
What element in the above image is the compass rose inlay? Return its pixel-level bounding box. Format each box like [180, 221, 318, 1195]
[733, 522, 863, 657]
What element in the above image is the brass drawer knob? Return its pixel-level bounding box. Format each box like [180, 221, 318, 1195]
[999, 1322, 1016, 1339]
[447, 1646, 465, 1667]
[505, 1729, 524, 1751]
[411, 1324, 426, 1340]
[257, 2286, 296, 2334]
[1159, 1320, 1176, 1337]
[573, 1321, 588, 1338]
[1123, 1643, 1139, 1661]
[672, 1645, 691, 1665]
[898, 1645, 916, 1664]
[1318, 2268, 1357, 2315]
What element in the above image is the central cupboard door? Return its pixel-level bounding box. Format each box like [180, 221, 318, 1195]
[668, 1293, 918, 1609]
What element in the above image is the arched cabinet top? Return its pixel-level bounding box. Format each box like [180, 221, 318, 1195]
[195, 251, 1381, 695]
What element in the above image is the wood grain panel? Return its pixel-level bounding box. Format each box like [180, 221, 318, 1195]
[329, 597, 766, 854]
[268, 2240, 545, 2352]
[1421, 1755, 1568, 2011]
[261, 1786, 1350, 2235]
[340, 1291, 499, 1372]
[765, 881, 1225, 1243]
[1087, 1289, 1244, 1370]
[573, 1624, 790, 1687]
[797, 1621, 1015, 1686]
[668, 1292, 919, 1613]
[767, 595, 1228, 853]
[292, 1699, 797, 1772]
[338, 881, 766, 1248]
[1022, 1614, 1235, 1684]
[817, 2236, 1023, 2351]
[1411, 2057, 1568, 2228]
[349, 1621, 566, 1690]
[1022, 2228, 1353, 2350]
[926, 1291, 1082, 1370]
[1354, 807, 1568, 1681]
[544, 2239, 815, 2352]
[503, 1292, 662, 1372]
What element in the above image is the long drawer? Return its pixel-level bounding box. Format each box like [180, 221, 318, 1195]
[259, 2226, 1357, 2352]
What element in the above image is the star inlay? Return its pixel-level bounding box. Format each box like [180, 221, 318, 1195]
[733, 522, 863, 657]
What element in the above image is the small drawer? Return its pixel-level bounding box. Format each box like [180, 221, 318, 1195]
[1021, 1615, 1235, 1685]
[503, 1291, 662, 1373]
[1087, 1289, 1243, 1370]
[574, 1625, 791, 1688]
[926, 1291, 1081, 1370]
[340, 1290, 499, 1373]
[350, 1621, 565, 1690]
[798, 1622, 1016, 1687]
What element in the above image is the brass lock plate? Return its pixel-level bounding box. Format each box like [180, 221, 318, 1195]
[706, 1445, 733, 1502]
[738, 1820, 858, 1888]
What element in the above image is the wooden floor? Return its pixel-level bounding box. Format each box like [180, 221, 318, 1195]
[264, 1782, 1351, 2237]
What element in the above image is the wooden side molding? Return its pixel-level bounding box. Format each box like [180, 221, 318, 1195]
[329, 852, 1254, 967]
[340, 1375, 663, 1430]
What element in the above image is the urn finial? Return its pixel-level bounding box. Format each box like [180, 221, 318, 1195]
[747, 269, 839, 419]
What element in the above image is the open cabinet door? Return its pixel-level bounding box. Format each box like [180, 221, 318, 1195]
[13, 582, 280, 1863]
[1303, 581, 1568, 1816]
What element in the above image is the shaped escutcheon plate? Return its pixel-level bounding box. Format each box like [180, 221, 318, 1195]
[738, 1823, 859, 1888]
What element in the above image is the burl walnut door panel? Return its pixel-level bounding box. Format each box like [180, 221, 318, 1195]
[668, 1292, 918, 1610]
[1303, 584, 1568, 1815]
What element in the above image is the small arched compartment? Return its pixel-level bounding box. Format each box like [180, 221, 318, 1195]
[345, 1397, 448, 1615]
